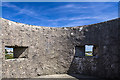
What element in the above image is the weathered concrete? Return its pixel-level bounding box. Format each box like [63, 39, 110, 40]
[2, 74, 104, 80]
[0, 17, 3, 80]
[68, 18, 120, 79]
[35, 74, 102, 80]
[0, 18, 120, 79]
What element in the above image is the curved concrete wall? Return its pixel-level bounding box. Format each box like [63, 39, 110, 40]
[1, 18, 120, 79]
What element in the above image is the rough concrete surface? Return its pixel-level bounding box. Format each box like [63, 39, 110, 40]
[0, 18, 120, 79]
[2, 74, 104, 80]
[0, 17, 3, 80]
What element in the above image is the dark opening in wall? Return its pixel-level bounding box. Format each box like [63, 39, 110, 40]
[5, 46, 28, 59]
[75, 46, 85, 57]
[75, 45, 98, 57]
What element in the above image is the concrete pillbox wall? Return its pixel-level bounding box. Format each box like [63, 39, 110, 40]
[1, 18, 120, 79]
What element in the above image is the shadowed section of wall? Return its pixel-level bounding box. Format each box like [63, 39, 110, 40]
[68, 18, 120, 79]
[1, 18, 120, 79]
[118, 17, 120, 79]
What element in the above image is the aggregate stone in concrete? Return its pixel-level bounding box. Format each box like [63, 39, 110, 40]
[0, 18, 120, 79]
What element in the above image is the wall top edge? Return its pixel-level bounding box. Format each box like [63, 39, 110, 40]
[0, 17, 119, 29]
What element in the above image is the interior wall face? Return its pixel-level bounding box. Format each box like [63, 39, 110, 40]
[68, 19, 120, 79]
[1, 18, 120, 79]
[0, 17, 3, 80]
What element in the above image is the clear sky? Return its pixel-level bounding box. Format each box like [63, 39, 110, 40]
[85, 45, 93, 52]
[2, 2, 118, 27]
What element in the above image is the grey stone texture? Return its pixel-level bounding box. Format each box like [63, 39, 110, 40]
[0, 18, 2, 79]
[0, 18, 120, 79]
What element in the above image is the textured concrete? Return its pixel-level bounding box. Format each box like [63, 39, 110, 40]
[2, 74, 104, 80]
[36, 74, 100, 79]
[0, 17, 3, 80]
[0, 18, 120, 79]
[36, 74, 77, 78]
[35, 74, 104, 80]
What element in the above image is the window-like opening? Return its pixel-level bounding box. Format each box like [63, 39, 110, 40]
[85, 45, 93, 56]
[75, 45, 97, 57]
[5, 47, 13, 59]
[5, 46, 28, 59]
[75, 46, 85, 57]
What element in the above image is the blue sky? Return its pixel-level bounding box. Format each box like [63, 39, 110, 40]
[2, 2, 118, 27]
[85, 45, 93, 52]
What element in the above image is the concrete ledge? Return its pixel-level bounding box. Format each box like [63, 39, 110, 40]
[2, 74, 105, 80]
